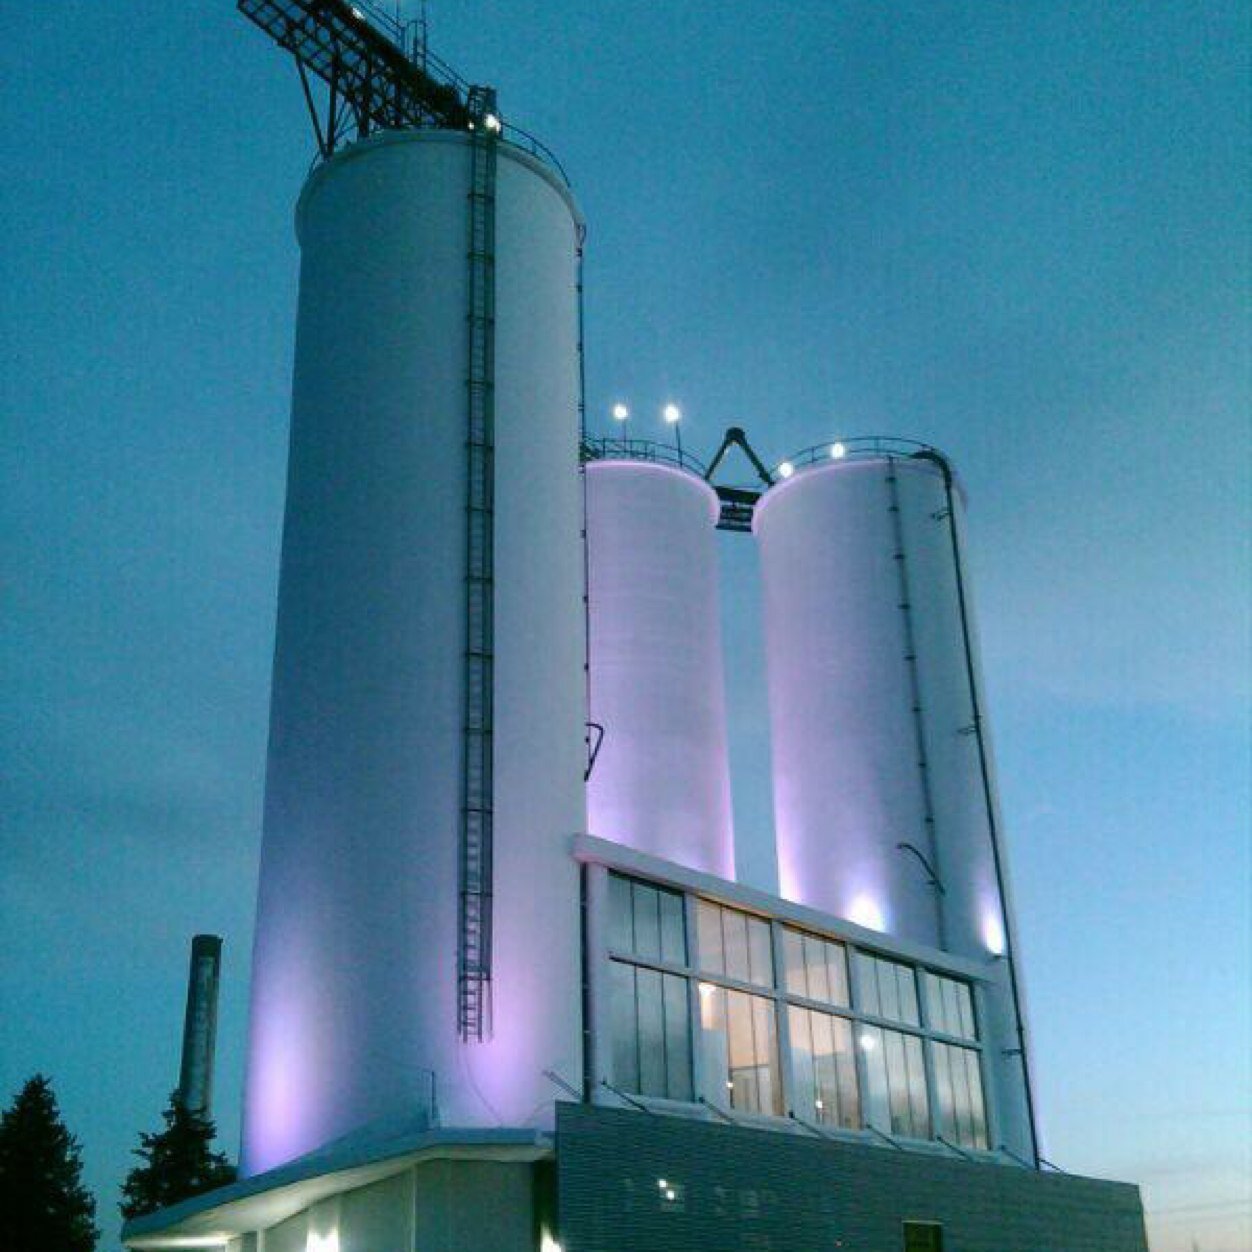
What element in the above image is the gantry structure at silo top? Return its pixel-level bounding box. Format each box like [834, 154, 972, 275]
[238, 0, 569, 176]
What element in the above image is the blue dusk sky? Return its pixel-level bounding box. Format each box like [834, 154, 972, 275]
[2, 2, 1248, 1250]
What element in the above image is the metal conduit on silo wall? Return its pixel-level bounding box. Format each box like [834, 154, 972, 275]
[585, 460, 735, 880]
[754, 450, 1038, 1160]
[241, 131, 587, 1176]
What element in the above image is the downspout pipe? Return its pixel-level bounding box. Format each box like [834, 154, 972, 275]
[913, 449, 1043, 1168]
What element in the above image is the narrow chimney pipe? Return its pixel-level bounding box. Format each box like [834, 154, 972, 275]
[177, 934, 222, 1117]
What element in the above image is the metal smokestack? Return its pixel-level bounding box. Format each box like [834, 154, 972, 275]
[177, 934, 222, 1117]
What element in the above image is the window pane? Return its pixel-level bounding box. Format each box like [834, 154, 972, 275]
[632, 883, 661, 961]
[658, 889, 687, 965]
[788, 1006, 816, 1116]
[783, 928, 807, 998]
[699, 985, 780, 1116]
[722, 908, 751, 983]
[860, 1025, 890, 1132]
[854, 952, 880, 1017]
[747, 917, 773, 987]
[897, 965, 920, 1027]
[933, 1041, 987, 1150]
[860, 1024, 928, 1139]
[792, 1007, 859, 1130]
[804, 934, 830, 1003]
[856, 953, 919, 1026]
[662, 973, 692, 1100]
[825, 940, 851, 1007]
[903, 1033, 929, 1138]
[924, 972, 977, 1041]
[610, 960, 638, 1092]
[696, 901, 724, 976]
[608, 874, 633, 954]
[636, 967, 666, 1095]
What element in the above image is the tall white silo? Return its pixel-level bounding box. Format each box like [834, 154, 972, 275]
[585, 458, 735, 879]
[753, 456, 944, 946]
[241, 130, 587, 1176]
[754, 447, 1037, 1159]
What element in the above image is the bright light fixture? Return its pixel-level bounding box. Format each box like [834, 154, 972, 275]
[540, 1234, 564, 1252]
[726, 1080, 735, 1090]
[859, 1033, 876, 1052]
[350, 6, 364, 18]
[307, 1232, 339, 1252]
[612, 402, 630, 421]
[657, 1178, 668, 1189]
[814, 1098, 825, 1110]
[848, 895, 885, 931]
[830, 441, 847, 459]
[778, 460, 795, 479]
[662, 402, 682, 424]
[665, 1189, 677, 1201]
[484, 113, 503, 133]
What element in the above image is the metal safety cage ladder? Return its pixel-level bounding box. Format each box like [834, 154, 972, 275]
[459, 84, 499, 1041]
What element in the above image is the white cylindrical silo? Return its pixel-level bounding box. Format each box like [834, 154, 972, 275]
[241, 130, 586, 1176]
[585, 459, 735, 879]
[754, 447, 1037, 1160]
[754, 456, 944, 946]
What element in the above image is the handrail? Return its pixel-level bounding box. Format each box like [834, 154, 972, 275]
[581, 435, 709, 478]
[770, 435, 942, 478]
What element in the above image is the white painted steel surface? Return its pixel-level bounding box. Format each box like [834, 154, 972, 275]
[241, 131, 586, 1175]
[585, 461, 735, 879]
[754, 452, 1033, 1156]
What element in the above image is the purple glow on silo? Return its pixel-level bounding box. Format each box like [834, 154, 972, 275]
[586, 460, 735, 880]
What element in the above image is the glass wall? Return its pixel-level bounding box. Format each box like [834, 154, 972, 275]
[607, 876, 692, 1100]
[604, 873, 991, 1152]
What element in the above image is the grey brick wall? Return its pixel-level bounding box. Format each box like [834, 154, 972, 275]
[557, 1103, 1148, 1252]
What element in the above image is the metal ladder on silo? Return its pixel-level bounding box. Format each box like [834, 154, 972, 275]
[459, 86, 498, 1042]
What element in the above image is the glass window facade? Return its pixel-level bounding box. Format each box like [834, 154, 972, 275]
[788, 1005, 859, 1128]
[697, 983, 782, 1116]
[696, 900, 773, 988]
[782, 927, 850, 1007]
[854, 952, 921, 1027]
[931, 1040, 988, 1150]
[923, 971, 977, 1041]
[604, 873, 990, 1152]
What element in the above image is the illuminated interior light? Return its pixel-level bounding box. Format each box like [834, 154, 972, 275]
[830, 441, 847, 459]
[726, 1080, 735, 1090]
[814, 1098, 824, 1110]
[540, 1234, 564, 1252]
[307, 1233, 339, 1252]
[612, 402, 630, 421]
[662, 402, 682, 424]
[665, 1189, 677, 1201]
[777, 460, 795, 479]
[657, 1178, 668, 1189]
[859, 1033, 876, 1051]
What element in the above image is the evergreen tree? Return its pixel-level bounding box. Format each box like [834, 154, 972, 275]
[0, 1073, 99, 1252]
[120, 1092, 236, 1220]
